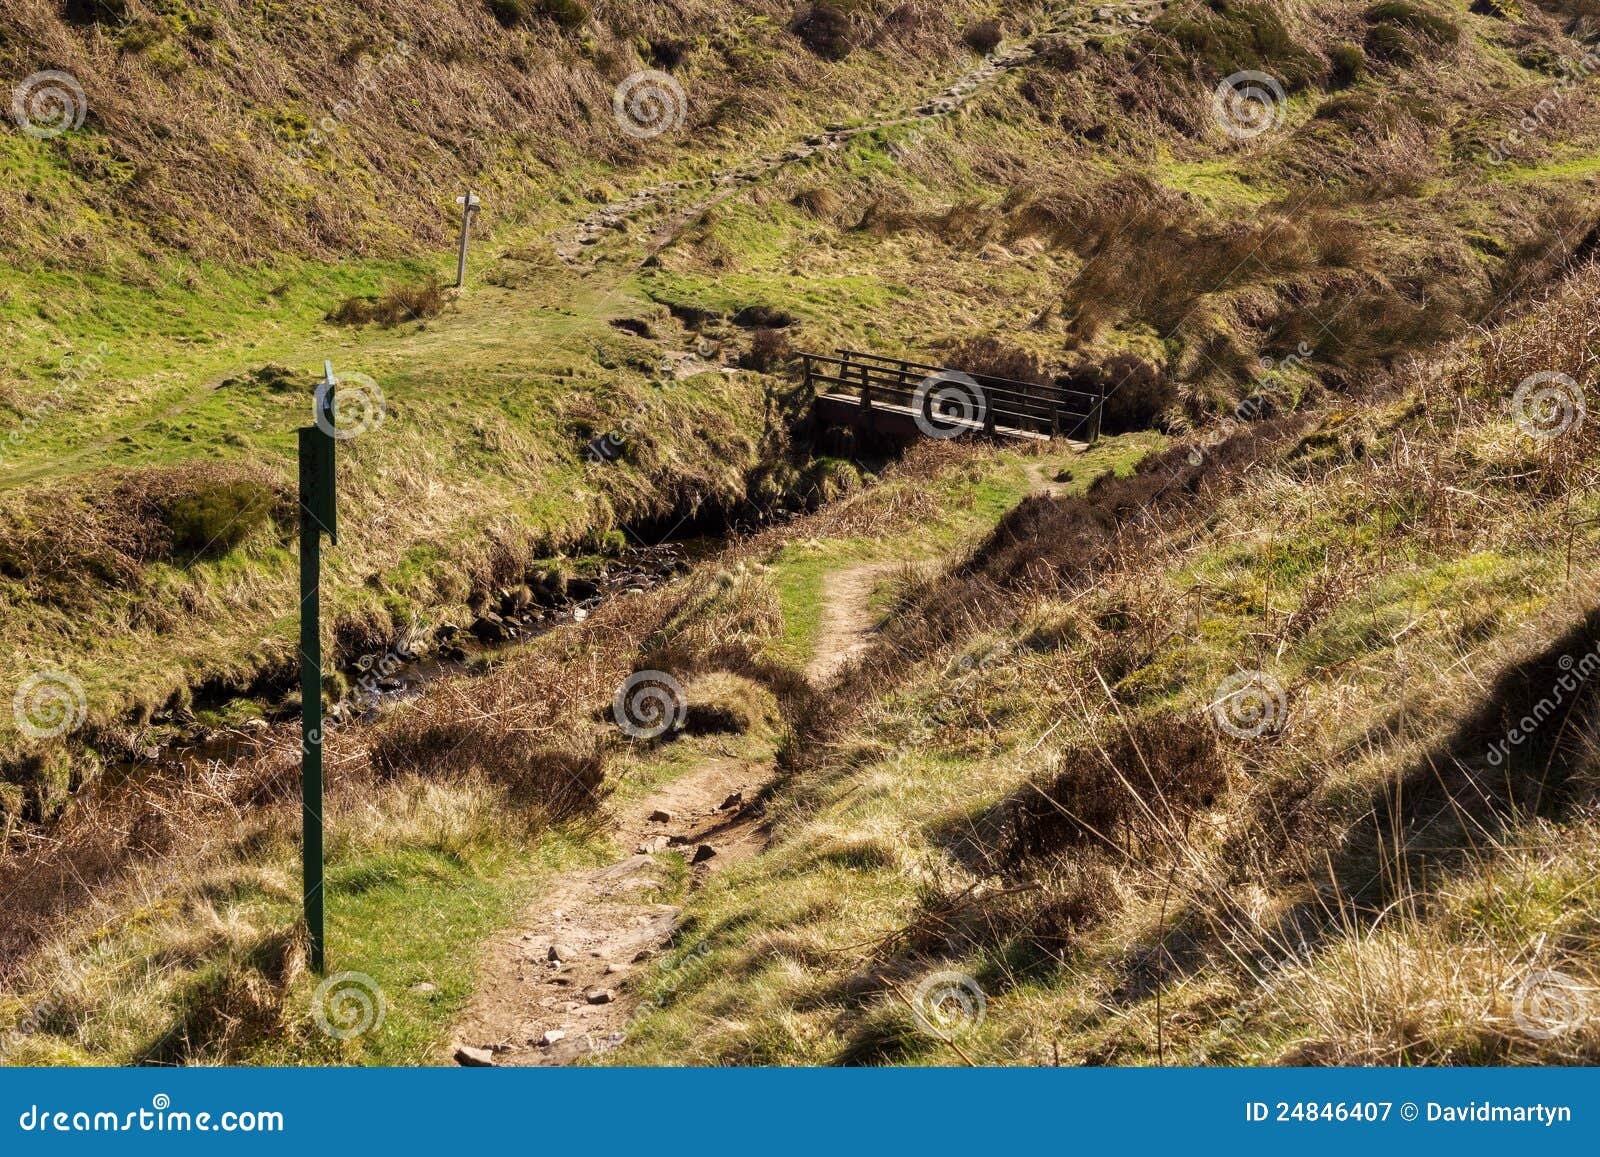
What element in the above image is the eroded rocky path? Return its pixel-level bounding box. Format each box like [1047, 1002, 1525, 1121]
[449, 548, 911, 1065]
[449, 754, 774, 1066]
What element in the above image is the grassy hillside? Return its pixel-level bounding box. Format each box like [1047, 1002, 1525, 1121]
[611, 261, 1600, 1065]
[4, 0, 1600, 1068]
[0, 0, 1024, 268]
[5, 0, 1597, 756]
[0, 1, 1049, 770]
[0, 438, 1097, 1064]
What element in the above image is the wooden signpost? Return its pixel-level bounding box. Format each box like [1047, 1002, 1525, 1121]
[455, 190, 481, 289]
[299, 361, 339, 974]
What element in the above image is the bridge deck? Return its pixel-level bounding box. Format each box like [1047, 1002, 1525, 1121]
[814, 393, 1062, 444]
[804, 349, 1104, 444]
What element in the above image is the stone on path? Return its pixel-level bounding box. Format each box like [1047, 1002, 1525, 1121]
[454, 1045, 495, 1067]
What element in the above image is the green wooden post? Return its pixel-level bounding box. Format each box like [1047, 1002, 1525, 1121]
[300, 361, 339, 974]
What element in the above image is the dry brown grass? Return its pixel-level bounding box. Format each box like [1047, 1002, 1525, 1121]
[738, 258, 1600, 1065]
[0, 463, 291, 608]
[962, 18, 1003, 54]
[681, 672, 779, 736]
[0, 0, 998, 270]
[1003, 713, 1225, 861]
[328, 279, 449, 329]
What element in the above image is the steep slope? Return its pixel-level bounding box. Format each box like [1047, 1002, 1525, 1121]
[0, 0, 1021, 267]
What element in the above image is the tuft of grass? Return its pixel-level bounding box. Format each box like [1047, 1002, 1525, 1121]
[791, 2, 859, 62]
[682, 672, 778, 737]
[328, 279, 448, 329]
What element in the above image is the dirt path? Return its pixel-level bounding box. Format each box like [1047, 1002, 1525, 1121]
[551, 2, 1167, 264]
[1029, 459, 1075, 498]
[450, 755, 773, 1066]
[450, 555, 912, 1064]
[808, 563, 898, 683]
[804, 464, 1074, 685]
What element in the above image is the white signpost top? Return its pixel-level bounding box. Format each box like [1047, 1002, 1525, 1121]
[456, 193, 481, 207]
